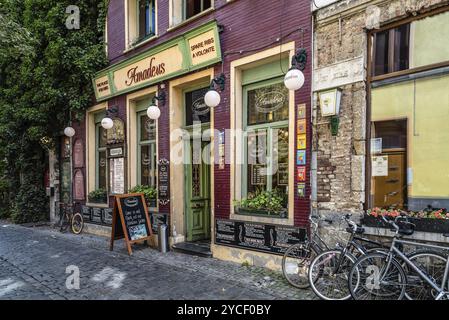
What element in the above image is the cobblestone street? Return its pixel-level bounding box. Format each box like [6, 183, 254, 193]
[0, 221, 314, 300]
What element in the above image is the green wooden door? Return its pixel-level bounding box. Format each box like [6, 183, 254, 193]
[185, 138, 211, 241]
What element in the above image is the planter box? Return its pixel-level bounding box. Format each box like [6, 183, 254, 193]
[235, 207, 287, 218]
[362, 215, 449, 234]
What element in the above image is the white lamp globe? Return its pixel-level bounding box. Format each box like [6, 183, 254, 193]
[284, 68, 305, 91]
[147, 105, 161, 120]
[204, 90, 221, 108]
[101, 117, 114, 130]
[64, 126, 75, 137]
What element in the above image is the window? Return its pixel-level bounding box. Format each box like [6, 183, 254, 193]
[95, 123, 108, 192]
[184, 87, 210, 126]
[171, 0, 212, 26]
[242, 79, 289, 215]
[372, 24, 410, 76]
[185, 0, 211, 20]
[137, 111, 157, 188]
[128, 0, 156, 47]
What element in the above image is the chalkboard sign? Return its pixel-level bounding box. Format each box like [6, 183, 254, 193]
[110, 193, 153, 255]
[215, 219, 306, 255]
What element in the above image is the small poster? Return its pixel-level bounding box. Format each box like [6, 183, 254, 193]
[372, 156, 388, 177]
[297, 119, 306, 134]
[297, 183, 306, 197]
[297, 166, 306, 182]
[277, 163, 288, 186]
[371, 138, 382, 154]
[297, 104, 306, 119]
[297, 134, 307, 150]
[128, 224, 148, 241]
[251, 164, 267, 185]
[297, 150, 306, 165]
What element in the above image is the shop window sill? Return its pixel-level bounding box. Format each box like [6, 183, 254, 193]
[85, 201, 109, 208]
[362, 214, 449, 234]
[124, 34, 159, 54]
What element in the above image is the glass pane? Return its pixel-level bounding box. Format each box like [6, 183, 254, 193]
[272, 127, 289, 195]
[373, 30, 389, 76]
[185, 87, 210, 126]
[98, 150, 107, 190]
[98, 126, 107, 148]
[247, 82, 289, 126]
[140, 144, 156, 187]
[247, 129, 268, 194]
[186, 0, 201, 19]
[140, 115, 156, 141]
[393, 24, 409, 72]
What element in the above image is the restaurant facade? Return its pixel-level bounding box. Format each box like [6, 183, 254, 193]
[57, 0, 312, 269]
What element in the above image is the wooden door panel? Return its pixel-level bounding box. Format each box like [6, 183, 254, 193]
[374, 153, 406, 209]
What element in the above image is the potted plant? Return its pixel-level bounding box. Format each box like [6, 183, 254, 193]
[129, 185, 157, 208]
[362, 207, 449, 233]
[234, 189, 288, 218]
[87, 188, 107, 204]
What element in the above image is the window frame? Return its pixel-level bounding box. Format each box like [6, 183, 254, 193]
[137, 110, 157, 187]
[95, 122, 108, 191]
[183, 0, 211, 21]
[241, 77, 289, 204]
[137, 0, 156, 42]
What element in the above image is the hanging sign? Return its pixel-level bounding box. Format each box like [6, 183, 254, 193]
[110, 193, 153, 255]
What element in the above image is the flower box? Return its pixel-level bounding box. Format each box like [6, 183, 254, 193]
[362, 214, 449, 234]
[235, 206, 288, 218]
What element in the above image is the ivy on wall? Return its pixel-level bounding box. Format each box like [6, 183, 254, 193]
[0, 0, 109, 222]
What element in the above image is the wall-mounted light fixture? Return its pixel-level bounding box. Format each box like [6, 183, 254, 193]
[284, 48, 307, 91]
[101, 105, 119, 130]
[318, 88, 342, 136]
[204, 73, 226, 108]
[147, 91, 166, 120]
[64, 126, 75, 137]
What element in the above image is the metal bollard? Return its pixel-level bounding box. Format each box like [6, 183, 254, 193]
[158, 224, 169, 253]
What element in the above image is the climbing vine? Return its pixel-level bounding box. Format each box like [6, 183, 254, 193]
[0, 0, 109, 222]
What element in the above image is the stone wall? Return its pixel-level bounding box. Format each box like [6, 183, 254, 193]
[312, 0, 449, 242]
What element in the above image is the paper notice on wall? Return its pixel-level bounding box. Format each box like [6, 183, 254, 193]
[372, 156, 388, 177]
[371, 138, 382, 154]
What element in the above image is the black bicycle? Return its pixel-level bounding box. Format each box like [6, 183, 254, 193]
[58, 202, 84, 234]
[307, 214, 388, 300]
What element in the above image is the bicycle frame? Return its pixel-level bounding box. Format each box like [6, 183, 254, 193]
[382, 238, 449, 300]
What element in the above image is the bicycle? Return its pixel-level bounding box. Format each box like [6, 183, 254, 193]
[348, 215, 449, 300]
[58, 202, 84, 234]
[307, 213, 388, 300]
[282, 215, 332, 288]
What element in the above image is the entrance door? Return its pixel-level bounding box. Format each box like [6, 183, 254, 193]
[185, 139, 211, 241]
[184, 86, 211, 242]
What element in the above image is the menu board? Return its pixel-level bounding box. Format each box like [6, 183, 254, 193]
[158, 159, 170, 205]
[109, 157, 125, 194]
[215, 219, 306, 255]
[110, 193, 153, 255]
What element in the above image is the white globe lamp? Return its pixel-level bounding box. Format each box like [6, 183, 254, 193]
[284, 68, 305, 91]
[101, 117, 114, 130]
[64, 126, 75, 137]
[204, 89, 221, 108]
[147, 105, 161, 120]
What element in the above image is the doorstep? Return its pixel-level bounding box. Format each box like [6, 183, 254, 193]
[172, 241, 212, 258]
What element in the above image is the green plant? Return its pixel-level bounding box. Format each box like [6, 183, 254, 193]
[88, 188, 107, 203]
[129, 185, 157, 203]
[235, 189, 287, 213]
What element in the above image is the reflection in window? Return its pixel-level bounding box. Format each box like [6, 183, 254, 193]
[185, 0, 211, 20]
[96, 123, 107, 196]
[138, 112, 157, 190]
[185, 87, 210, 126]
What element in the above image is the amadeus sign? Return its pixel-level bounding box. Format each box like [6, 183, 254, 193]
[93, 21, 222, 101]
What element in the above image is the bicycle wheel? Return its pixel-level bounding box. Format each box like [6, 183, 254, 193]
[282, 242, 319, 289]
[349, 252, 407, 300]
[308, 249, 356, 300]
[71, 212, 84, 235]
[405, 250, 447, 300]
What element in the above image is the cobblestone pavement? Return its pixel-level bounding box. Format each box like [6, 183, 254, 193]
[0, 221, 315, 300]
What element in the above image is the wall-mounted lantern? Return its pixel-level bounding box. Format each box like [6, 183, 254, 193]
[101, 105, 119, 130]
[318, 88, 342, 136]
[147, 91, 166, 120]
[204, 73, 226, 108]
[284, 48, 307, 91]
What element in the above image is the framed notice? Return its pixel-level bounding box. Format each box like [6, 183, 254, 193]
[297, 150, 306, 165]
[297, 183, 306, 197]
[372, 156, 388, 177]
[277, 163, 288, 186]
[297, 104, 306, 119]
[297, 119, 306, 134]
[109, 157, 125, 194]
[297, 166, 306, 182]
[251, 164, 267, 186]
[297, 134, 307, 150]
